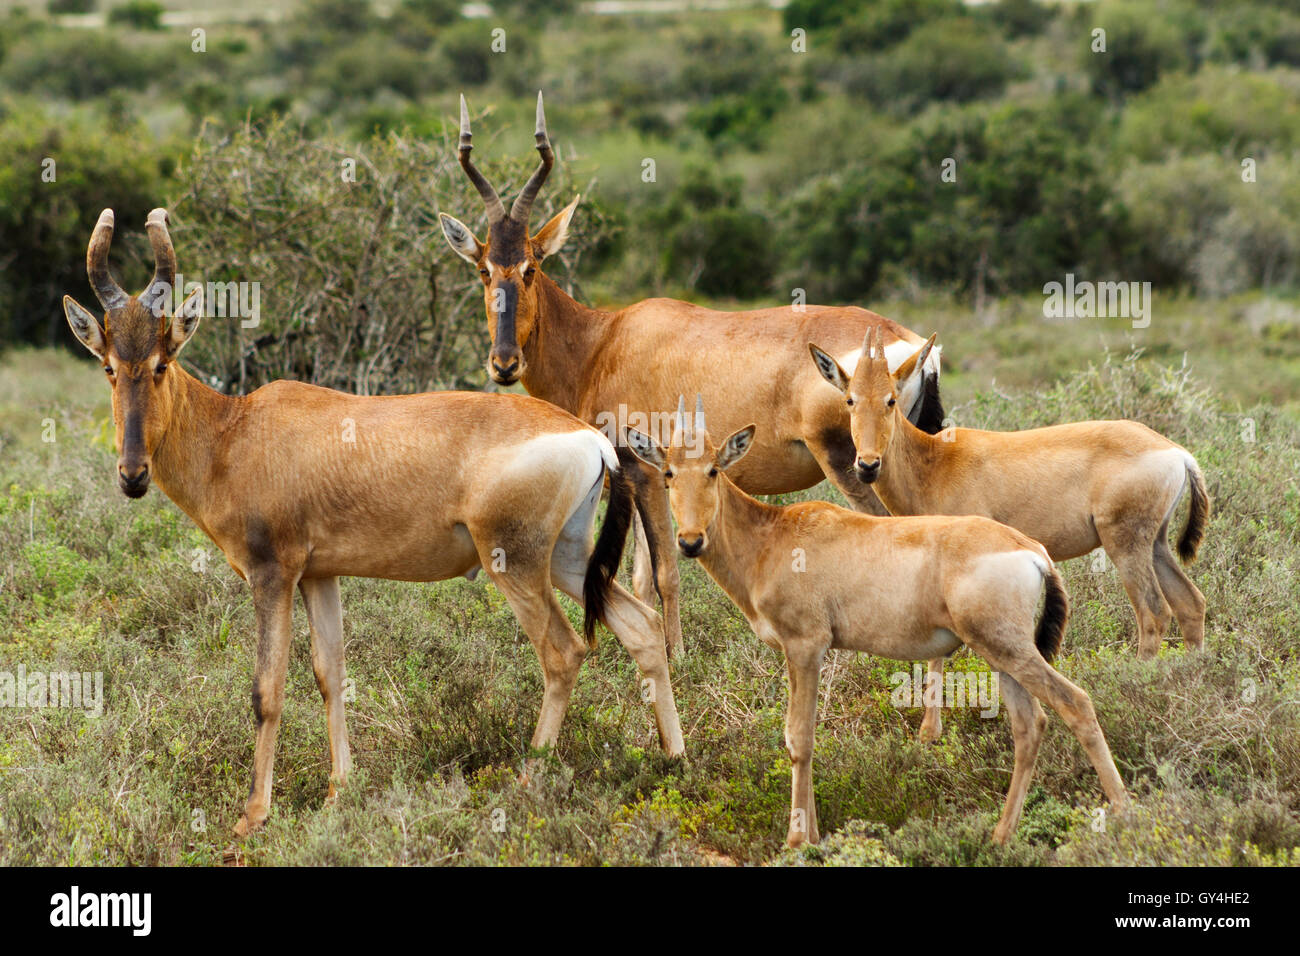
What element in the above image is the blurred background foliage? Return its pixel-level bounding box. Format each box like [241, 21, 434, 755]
[0, 0, 1297, 391]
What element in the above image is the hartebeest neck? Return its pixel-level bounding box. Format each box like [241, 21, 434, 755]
[519, 272, 612, 414]
[695, 478, 782, 618]
[877, 413, 946, 515]
[149, 367, 242, 527]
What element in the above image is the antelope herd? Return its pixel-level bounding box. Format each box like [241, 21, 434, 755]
[62, 94, 1210, 849]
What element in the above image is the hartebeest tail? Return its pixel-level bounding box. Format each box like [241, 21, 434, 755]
[1036, 563, 1069, 663]
[584, 449, 637, 648]
[1178, 461, 1210, 563]
[624, 396, 1129, 847]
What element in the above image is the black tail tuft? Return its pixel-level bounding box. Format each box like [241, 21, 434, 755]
[1035, 562, 1069, 662]
[583, 449, 636, 648]
[1177, 460, 1209, 564]
[912, 371, 947, 435]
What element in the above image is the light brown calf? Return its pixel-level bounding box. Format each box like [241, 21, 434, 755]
[619, 397, 1129, 846]
[64, 208, 684, 836]
[811, 330, 1210, 742]
[440, 93, 947, 657]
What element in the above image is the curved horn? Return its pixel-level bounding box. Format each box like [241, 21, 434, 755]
[695, 393, 705, 437]
[458, 94, 506, 225]
[140, 208, 177, 315]
[675, 395, 687, 439]
[86, 209, 129, 311]
[510, 91, 555, 226]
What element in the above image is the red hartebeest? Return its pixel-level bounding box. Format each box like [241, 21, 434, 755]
[811, 330, 1210, 742]
[439, 93, 946, 658]
[624, 397, 1129, 846]
[63, 208, 684, 836]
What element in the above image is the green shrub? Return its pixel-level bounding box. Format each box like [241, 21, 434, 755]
[106, 0, 164, 30]
[47, 0, 96, 14]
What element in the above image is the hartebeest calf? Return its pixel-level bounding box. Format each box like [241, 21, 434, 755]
[811, 330, 1210, 742]
[439, 93, 946, 658]
[64, 208, 684, 836]
[623, 397, 1129, 845]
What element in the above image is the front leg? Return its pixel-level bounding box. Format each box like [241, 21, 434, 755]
[234, 567, 298, 838]
[919, 658, 944, 743]
[784, 643, 827, 847]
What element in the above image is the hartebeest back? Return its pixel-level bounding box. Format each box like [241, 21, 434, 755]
[621, 397, 1129, 846]
[811, 330, 1210, 741]
[63, 208, 684, 836]
[439, 93, 947, 657]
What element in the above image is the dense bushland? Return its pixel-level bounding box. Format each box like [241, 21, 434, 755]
[3, 0, 1300, 354]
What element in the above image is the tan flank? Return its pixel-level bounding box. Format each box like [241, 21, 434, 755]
[625, 397, 1129, 846]
[811, 329, 1210, 743]
[63, 208, 685, 837]
[439, 93, 947, 658]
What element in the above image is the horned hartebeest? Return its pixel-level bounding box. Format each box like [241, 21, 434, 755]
[63, 208, 684, 836]
[811, 330, 1210, 743]
[438, 93, 946, 658]
[623, 396, 1129, 846]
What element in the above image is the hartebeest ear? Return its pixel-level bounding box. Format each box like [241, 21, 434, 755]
[530, 195, 580, 260]
[809, 343, 850, 393]
[166, 287, 204, 357]
[64, 295, 107, 361]
[439, 212, 485, 265]
[625, 427, 666, 471]
[716, 424, 756, 471]
[893, 333, 937, 384]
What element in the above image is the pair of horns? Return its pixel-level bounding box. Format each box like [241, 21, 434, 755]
[458, 91, 553, 227]
[673, 394, 706, 439]
[861, 325, 890, 364]
[86, 207, 176, 313]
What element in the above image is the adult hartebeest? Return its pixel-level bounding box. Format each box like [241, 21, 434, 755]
[63, 208, 684, 836]
[619, 396, 1129, 846]
[438, 93, 946, 657]
[811, 330, 1210, 742]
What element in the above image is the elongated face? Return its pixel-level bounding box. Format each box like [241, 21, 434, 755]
[626, 400, 755, 558]
[440, 204, 578, 385]
[810, 331, 935, 484]
[64, 209, 201, 497]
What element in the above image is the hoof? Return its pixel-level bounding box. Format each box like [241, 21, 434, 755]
[232, 811, 265, 840]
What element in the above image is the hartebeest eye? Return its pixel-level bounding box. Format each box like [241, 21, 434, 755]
[155, 362, 168, 378]
[846, 397, 854, 407]
[708, 466, 719, 478]
[664, 469, 674, 480]
[886, 396, 896, 408]
[479, 267, 490, 279]
[103, 364, 114, 377]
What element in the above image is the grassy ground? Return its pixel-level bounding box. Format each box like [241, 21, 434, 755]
[1, 294, 1299, 866]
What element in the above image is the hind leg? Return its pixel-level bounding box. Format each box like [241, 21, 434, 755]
[978, 646, 1128, 820]
[481, 549, 588, 751]
[1098, 521, 1171, 659]
[1153, 535, 1206, 652]
[300, 576, 352, 800]
[550, 492, 685, 756]
[990, 673, 1048, 843]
